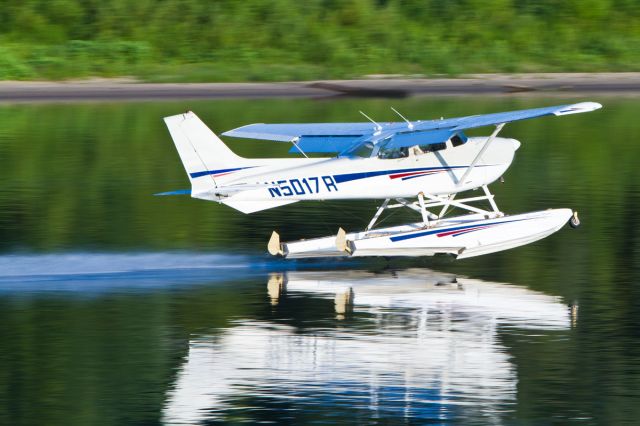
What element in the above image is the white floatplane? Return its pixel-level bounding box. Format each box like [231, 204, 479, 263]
[161, 102, 602, 259]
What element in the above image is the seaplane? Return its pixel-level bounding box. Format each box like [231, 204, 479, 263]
[160, 101, 602, 259]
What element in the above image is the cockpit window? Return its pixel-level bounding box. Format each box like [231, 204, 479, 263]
[352, 141, 374, 158]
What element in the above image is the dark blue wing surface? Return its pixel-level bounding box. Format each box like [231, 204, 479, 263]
[384, 129, 457, 149]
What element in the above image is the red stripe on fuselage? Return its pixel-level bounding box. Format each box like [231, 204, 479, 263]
[389, 170, 439, 180]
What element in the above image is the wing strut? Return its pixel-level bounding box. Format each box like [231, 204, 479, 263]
[456, 123, 505, 187]
[418, 192, 430, 226]
[290, 137, 309, 158]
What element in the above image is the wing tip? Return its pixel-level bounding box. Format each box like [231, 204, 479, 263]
[553, 102, 603, 116]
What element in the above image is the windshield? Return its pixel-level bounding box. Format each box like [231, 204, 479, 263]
[348, 141, 374, 158]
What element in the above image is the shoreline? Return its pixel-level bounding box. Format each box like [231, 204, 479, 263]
[2, 73, 640, 102]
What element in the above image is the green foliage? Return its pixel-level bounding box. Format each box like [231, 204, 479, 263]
[0, 47, 34, 79]
[0, 0, 639, 80]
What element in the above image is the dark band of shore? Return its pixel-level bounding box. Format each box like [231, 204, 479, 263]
[2, 73, 640, 102]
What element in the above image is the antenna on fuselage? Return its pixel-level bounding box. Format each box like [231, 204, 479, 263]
[391, 107, 414, 130]
[359, 111, 382, 134]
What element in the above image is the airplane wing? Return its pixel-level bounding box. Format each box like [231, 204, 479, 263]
[222, 102, 602, 153]
[415, 102, 602, 132]
[222, 122, 382, 141]
[222, 121, 406, 154]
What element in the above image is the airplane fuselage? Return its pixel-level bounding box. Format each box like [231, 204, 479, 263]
[193, 137, 520, 206]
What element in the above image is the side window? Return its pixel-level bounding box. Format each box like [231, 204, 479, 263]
[420, 142, 447, 152]
[378, 142, 448, 159]
[451, 132, 468, 147]
[377, 132, 468, 158]
[378, 146, 408, 159]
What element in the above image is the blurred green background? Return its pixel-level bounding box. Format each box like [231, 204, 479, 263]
[1, 0, 639, 81]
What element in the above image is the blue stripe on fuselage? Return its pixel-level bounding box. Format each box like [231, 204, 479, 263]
[190, 166, 254, 179]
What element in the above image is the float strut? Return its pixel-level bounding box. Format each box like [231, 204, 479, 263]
[418, 192, 429, 227]
[482, 185, 501, 215]
[366, 199, 390, 231]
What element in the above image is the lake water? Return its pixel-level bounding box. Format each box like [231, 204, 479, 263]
[0, 96, 639, 424]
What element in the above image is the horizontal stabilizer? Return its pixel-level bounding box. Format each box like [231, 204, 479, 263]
[154, 189, 191, 196]
[222, 198, 299, 214]
[212, 182, 272, 197]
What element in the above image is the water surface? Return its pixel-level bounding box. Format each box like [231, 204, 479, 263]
[0, 96, 639, 424]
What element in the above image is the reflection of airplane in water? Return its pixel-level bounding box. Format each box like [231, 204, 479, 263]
[163, 269, 575, 424]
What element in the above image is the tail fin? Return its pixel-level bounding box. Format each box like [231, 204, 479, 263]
[164, 111, 246, 195]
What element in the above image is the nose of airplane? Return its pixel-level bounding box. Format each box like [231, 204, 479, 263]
[512, 139, 521, 151]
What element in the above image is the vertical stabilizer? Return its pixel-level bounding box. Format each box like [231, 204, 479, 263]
[164, 111, 245, 195]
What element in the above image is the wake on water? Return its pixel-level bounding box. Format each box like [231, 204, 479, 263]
[0, 252, 295, 293]
[0, 252, 260, 277]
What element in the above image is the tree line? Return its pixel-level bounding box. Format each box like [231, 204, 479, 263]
[0, 0, 639, 80]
